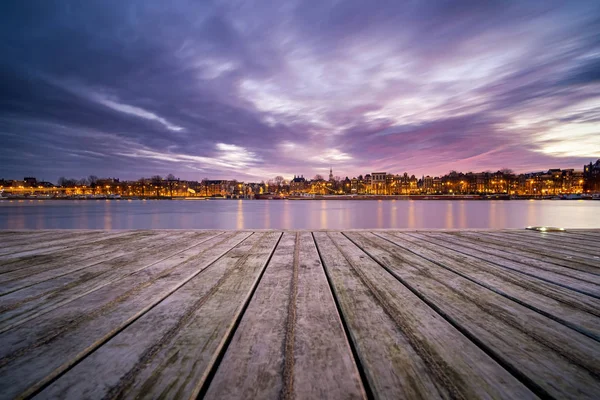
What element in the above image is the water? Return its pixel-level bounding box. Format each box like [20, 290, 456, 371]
[1, 199, 599, 230]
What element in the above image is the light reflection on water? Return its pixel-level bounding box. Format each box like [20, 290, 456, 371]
[0, 199, 599, 230]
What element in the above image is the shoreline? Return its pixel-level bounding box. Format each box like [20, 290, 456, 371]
[1, 195, 597, 201]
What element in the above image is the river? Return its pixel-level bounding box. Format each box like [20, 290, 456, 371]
[1, 199, 599, 230]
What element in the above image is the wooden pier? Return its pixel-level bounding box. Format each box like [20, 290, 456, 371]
[0, 229, 599, 399]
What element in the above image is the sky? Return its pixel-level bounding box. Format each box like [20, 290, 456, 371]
[1, 0, 599, 183]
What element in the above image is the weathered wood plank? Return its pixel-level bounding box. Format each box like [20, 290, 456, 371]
[36, 232, 282, 400]
[0, 231, 149, 275]
[0, 231, 168, 293]
[0, 231, 68, 249]
[472, 231, 600, 267]
[205, 232, 366, 400]
[377, 232, 600, 341]
[448, 231, 600, 282]
[0, 232, 251, 400]
[563, 231, 600, 241]
[315, 232, 535, 399]
[415, 232, 600, 297]
[0, 231, 108, 256]
[527, 230, 600, 244]
[0, 231, 222, 332]
[203, 232, 297, 399]
[0, 230, 139, 264]
[290, 231, 365, 399]
[493, 231, 600, 258]
[345, 231, 600, 400]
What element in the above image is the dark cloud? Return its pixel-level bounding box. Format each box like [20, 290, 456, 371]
[1, 0, 599, 182]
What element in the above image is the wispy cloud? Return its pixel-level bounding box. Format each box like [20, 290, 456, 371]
[93, 96, 185, 132]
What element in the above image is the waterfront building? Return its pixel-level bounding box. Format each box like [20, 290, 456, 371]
[584, 160, 600, 193]
[422, 176, 434, 194]
[290, 175, 307, 194]
[371, 172, 386, 194]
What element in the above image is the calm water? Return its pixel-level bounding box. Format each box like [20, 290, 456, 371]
[1, 199, 599, 229]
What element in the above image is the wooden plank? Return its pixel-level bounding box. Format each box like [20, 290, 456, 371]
[0, 230, 138, 264]
[0, 231, 146, 275]
[474, 232, 600, 267]
[36, 232, 282, 400]
[290, 231, 365, 399]
[345, 231, 600, 400]
[377, 232, 600, 341]
[202, 232, 297, 399]
[560, 230, 600, 241]
[0, 231, 166, 293]
[485, 231, 600, 262]
[542, 231, 600, 243]
[0, 231, 67, 249]
[0, 231, 251, 400]
[204, 232, 366, 400]
[512, 229, 600, 248]
[0, 231, 222, 332]
[495, 231, 600, 258]
[0, 231, 108, 256]
[314, 232, 535, 399]
[415, 232, 600, 297]
[450, 231, 600, 281]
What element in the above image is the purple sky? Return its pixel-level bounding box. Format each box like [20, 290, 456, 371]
[1, 1, 599, 182]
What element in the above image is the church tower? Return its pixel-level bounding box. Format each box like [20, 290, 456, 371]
[329, 167, 334, 181]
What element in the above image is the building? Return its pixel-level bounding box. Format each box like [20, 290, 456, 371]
[371, 172, 386, 194]
[290, 175, 307, 193]
[24, 177, 37, 186]
[422, 176, 434, 194]
[584, 160, 600, 193]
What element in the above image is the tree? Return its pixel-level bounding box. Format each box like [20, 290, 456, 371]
[166, 174, 176, 197]
[88, 175, 98, 194]
[139, 177, 146, 197]
[313, 174, 324, 181]
[201, 178, 209, 197]
[151, 175, 162, 197]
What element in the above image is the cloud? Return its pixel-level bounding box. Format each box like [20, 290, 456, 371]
[93, 96, 184, 132]
[1, 0, 600, 181]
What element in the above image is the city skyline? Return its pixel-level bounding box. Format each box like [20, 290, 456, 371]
[2, 1, 600, 181]
[3, 158, 599, 187]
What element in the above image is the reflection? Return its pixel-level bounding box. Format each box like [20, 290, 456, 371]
[343, 206, 350, 228]
[526, 200, 537, 228]
[104, 209, 113, 229]
[282, 200, 291, 229]
[489, 201, 497, 228]
[264, 201, 270, 229]
[236, 200, 244, 229]
[8, 212, 25, 230]
[407, 201, 416, 229]
[445, 202, 454, 229]
[1, 199, 599, 229]
[458, 201, 467, 229]
[320, 201, 328, 229]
